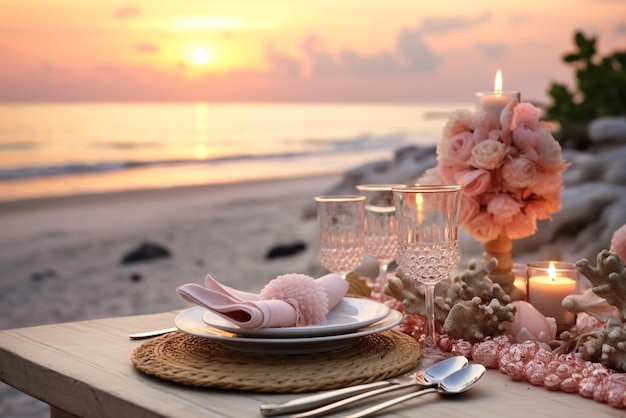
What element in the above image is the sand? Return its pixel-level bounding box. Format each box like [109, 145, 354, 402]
[0, 174, 341, 417]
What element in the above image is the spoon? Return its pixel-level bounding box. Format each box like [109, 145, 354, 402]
[344, 363, 486, 418]
[259, 356, 468, 417]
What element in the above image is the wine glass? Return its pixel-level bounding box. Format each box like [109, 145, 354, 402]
[314, 195, 366, 278]
[356, 184, 405, 299]
[392, 185, 462, 350]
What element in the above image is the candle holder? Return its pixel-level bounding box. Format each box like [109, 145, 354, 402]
[512, 263, 527, 301]
[526, 261, 579, 331]
[475, 90, 520, 125]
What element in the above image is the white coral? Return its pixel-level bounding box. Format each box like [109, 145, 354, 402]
[385, 257, 516, 342]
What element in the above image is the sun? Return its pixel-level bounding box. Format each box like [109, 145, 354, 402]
[191, 47, 212, 66]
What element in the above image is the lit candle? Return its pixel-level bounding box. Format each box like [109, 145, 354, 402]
[527, 261, 579, 326]
[475, 69, 520, 126]
[512, 263, 527, 301]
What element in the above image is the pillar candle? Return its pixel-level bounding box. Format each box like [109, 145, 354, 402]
[527, 261, 579, 326]
[475, 69, 520, 126]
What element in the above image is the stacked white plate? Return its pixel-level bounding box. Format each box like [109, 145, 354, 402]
[175, 297, 402, 354]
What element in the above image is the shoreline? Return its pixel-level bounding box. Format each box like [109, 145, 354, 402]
[1, 173, 342, 330]
[0, 173, 341, 212]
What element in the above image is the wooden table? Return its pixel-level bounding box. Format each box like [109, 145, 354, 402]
[1, 311, 624, 418]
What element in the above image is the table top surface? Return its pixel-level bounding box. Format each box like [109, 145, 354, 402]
[1, 310, 625, 418]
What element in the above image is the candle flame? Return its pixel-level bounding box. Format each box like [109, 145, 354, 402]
[416, 193, 424, 223]
[494, 69, 503, 95]
[548, 261, 557, 281]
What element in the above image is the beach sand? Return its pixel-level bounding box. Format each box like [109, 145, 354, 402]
[0, 174, 342, 417]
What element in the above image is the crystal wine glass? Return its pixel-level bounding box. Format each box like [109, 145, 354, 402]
[314, 195, 366, 278]
[356, 184, 405, 299]
[392, 185, 462, 349]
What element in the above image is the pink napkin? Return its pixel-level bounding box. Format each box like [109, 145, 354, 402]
[176, 273, 348, 329]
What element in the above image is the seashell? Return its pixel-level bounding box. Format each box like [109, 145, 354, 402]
[503, 301, 556, 344]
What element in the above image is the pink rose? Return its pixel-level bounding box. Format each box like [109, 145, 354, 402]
[512, 102, 542, 129]
[535, 130, 567, 171]
[499, 99, 517, 145]
[472, 112, 493, 141]
[464, 211, 501, 242]
[459, 194, 480, 226]
[523, 200, 551, 220]
[443, 110, 474, 137]
[543, 193, 562, 213]
[439, 131, 475, 167]
[486, 193, 521, 225]
[512, 125, 542, 149]
[528, 171, 562, 196]
[505, 212, 537, 239]
[502, 157, 536, 189]
[460, 169, 492, 196]
[470, 139, 507, 170]
[438, 163, 459, 185]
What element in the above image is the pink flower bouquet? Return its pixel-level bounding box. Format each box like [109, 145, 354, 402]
[422, 100, 569, 242]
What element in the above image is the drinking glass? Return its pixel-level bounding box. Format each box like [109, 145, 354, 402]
[314, 195, 366, 278]
[392, 185, 462, 349]
[356, 184, 405, 299]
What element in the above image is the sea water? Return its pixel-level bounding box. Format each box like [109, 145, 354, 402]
[0, 102, 470, 201]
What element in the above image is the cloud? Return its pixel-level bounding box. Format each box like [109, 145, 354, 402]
[396, 28, 440, 72]
[475, 43, 506, 60]
[416, 12, 490, 35]
[340, 50, 402, 76]
[300, 34, 340, 76]
[114, 5, 140, 19]
[265, 43, 301, 77]
[136, 43, 158, 54]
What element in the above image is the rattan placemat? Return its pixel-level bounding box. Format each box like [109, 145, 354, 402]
[131, 330, 422, 393]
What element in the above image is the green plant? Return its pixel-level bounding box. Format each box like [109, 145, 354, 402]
[546, 31, 626, 149]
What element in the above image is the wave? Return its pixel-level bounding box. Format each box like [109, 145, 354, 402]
[0, 132, 413, 181]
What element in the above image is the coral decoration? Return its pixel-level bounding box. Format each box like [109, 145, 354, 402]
[421, 101, 569, 242]
[575, 250, 626, 320]
[384, 246, 626, 408]
[384, 258, 516, 342]
[259, 273, 329, 326]
[561, 249, 626, 371]
[578, 317, 626, 372]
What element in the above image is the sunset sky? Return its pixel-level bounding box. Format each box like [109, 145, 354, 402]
[0, 0, 624, 103]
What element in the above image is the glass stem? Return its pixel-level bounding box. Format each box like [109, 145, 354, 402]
[377, 263, 389, 299]
[424, 283, 437, 348]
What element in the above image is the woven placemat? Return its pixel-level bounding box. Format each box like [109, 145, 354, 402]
[131, 330, 422, 393]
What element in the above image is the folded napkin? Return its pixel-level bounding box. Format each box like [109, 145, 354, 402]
[176, 273, 348, 329]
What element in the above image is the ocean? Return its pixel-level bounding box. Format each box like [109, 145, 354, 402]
[0, 102, 470, 202]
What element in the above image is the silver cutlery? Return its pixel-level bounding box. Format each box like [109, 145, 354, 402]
[344, 363, 486, 418]
[128, 327, 178, 340]
[259, 356, 468, 417]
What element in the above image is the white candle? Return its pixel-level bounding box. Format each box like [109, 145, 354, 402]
[475, 69, 520, 126]
[527, 261, 578, 325]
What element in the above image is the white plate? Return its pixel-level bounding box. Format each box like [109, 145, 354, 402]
[201, 297, 390, 338]
[175, 306, 403, 354]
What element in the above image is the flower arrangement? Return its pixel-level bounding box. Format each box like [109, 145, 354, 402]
[422, 100, 569, 242]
